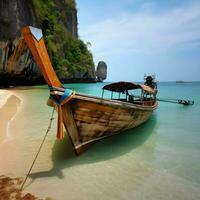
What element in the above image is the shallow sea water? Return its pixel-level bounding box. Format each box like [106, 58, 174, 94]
[0, 82, 200, 200]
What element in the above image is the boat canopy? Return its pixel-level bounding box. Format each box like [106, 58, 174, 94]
[140, 84, 156, 94]
[103, 81, 156, 94]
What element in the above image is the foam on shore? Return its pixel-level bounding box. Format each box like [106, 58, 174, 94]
[0, 90, 22, 141]
[0, 90, 12, 108]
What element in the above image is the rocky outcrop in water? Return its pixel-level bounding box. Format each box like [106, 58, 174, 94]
[0, 0, 96, 87]
[96, 61, 107, 82]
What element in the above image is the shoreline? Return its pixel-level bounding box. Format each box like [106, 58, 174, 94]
[0, 76, 97, 88]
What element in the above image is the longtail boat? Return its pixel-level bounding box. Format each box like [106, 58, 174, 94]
[22, 26, 158, 155]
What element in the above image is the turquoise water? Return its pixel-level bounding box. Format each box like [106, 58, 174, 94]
[0, 82, 200, 199]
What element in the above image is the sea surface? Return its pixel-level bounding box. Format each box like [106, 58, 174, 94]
[0, 82, 200, 200]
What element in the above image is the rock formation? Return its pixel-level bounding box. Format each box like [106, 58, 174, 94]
[0, 0, 96, 87]
[96, 61, 107, 82]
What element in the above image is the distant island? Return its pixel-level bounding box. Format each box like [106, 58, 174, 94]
[176, 80, 185, 83]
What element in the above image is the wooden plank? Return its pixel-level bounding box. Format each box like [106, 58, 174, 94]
[74, 107, 132, 118]
[22, 26, 62, 87]
[61, 96, 156, 155]
[62, 104, 82, 146]
[74, 94, 158, 111]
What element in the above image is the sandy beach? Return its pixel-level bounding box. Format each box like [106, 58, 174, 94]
[0, 90, 51, 200]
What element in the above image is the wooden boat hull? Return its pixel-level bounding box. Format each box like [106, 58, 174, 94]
[59, 93, 157, 155]
[22, 26, 158, 155]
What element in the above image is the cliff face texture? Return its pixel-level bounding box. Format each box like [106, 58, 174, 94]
[96, 61, 107, 82]
[0, 0, 36, 41]
[0, 0, 95, 87]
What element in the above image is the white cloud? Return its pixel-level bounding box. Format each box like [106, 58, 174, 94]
[80, 2, 200, 60]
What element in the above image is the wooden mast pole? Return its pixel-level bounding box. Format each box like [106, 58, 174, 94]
[22, 26, 62, 88]
[22, 26, 78, 140]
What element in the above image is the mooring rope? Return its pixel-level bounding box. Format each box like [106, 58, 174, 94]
[20, 106, 55, 191]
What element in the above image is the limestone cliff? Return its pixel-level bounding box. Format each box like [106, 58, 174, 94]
[0, 0, 96, 87]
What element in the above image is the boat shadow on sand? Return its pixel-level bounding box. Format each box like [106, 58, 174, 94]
[29, 113, 157, 182]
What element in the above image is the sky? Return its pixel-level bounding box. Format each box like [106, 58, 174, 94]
[76, 0, 200, 82]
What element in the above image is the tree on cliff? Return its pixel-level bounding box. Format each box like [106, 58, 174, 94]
[32, 0, 94, 78]
[0, 0, 95, 86]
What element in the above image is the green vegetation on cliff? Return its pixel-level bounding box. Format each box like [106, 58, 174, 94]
[31, 0, 94, 77]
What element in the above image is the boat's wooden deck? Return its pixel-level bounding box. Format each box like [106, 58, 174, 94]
[75, 93, 158, 111]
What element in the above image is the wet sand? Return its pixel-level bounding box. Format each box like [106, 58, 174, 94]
[0, 90, 52, 200]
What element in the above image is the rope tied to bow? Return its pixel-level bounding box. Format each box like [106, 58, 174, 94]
[48, 86, 75, 139]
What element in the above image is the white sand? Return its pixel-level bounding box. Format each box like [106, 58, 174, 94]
[0, 90, 12, 108]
